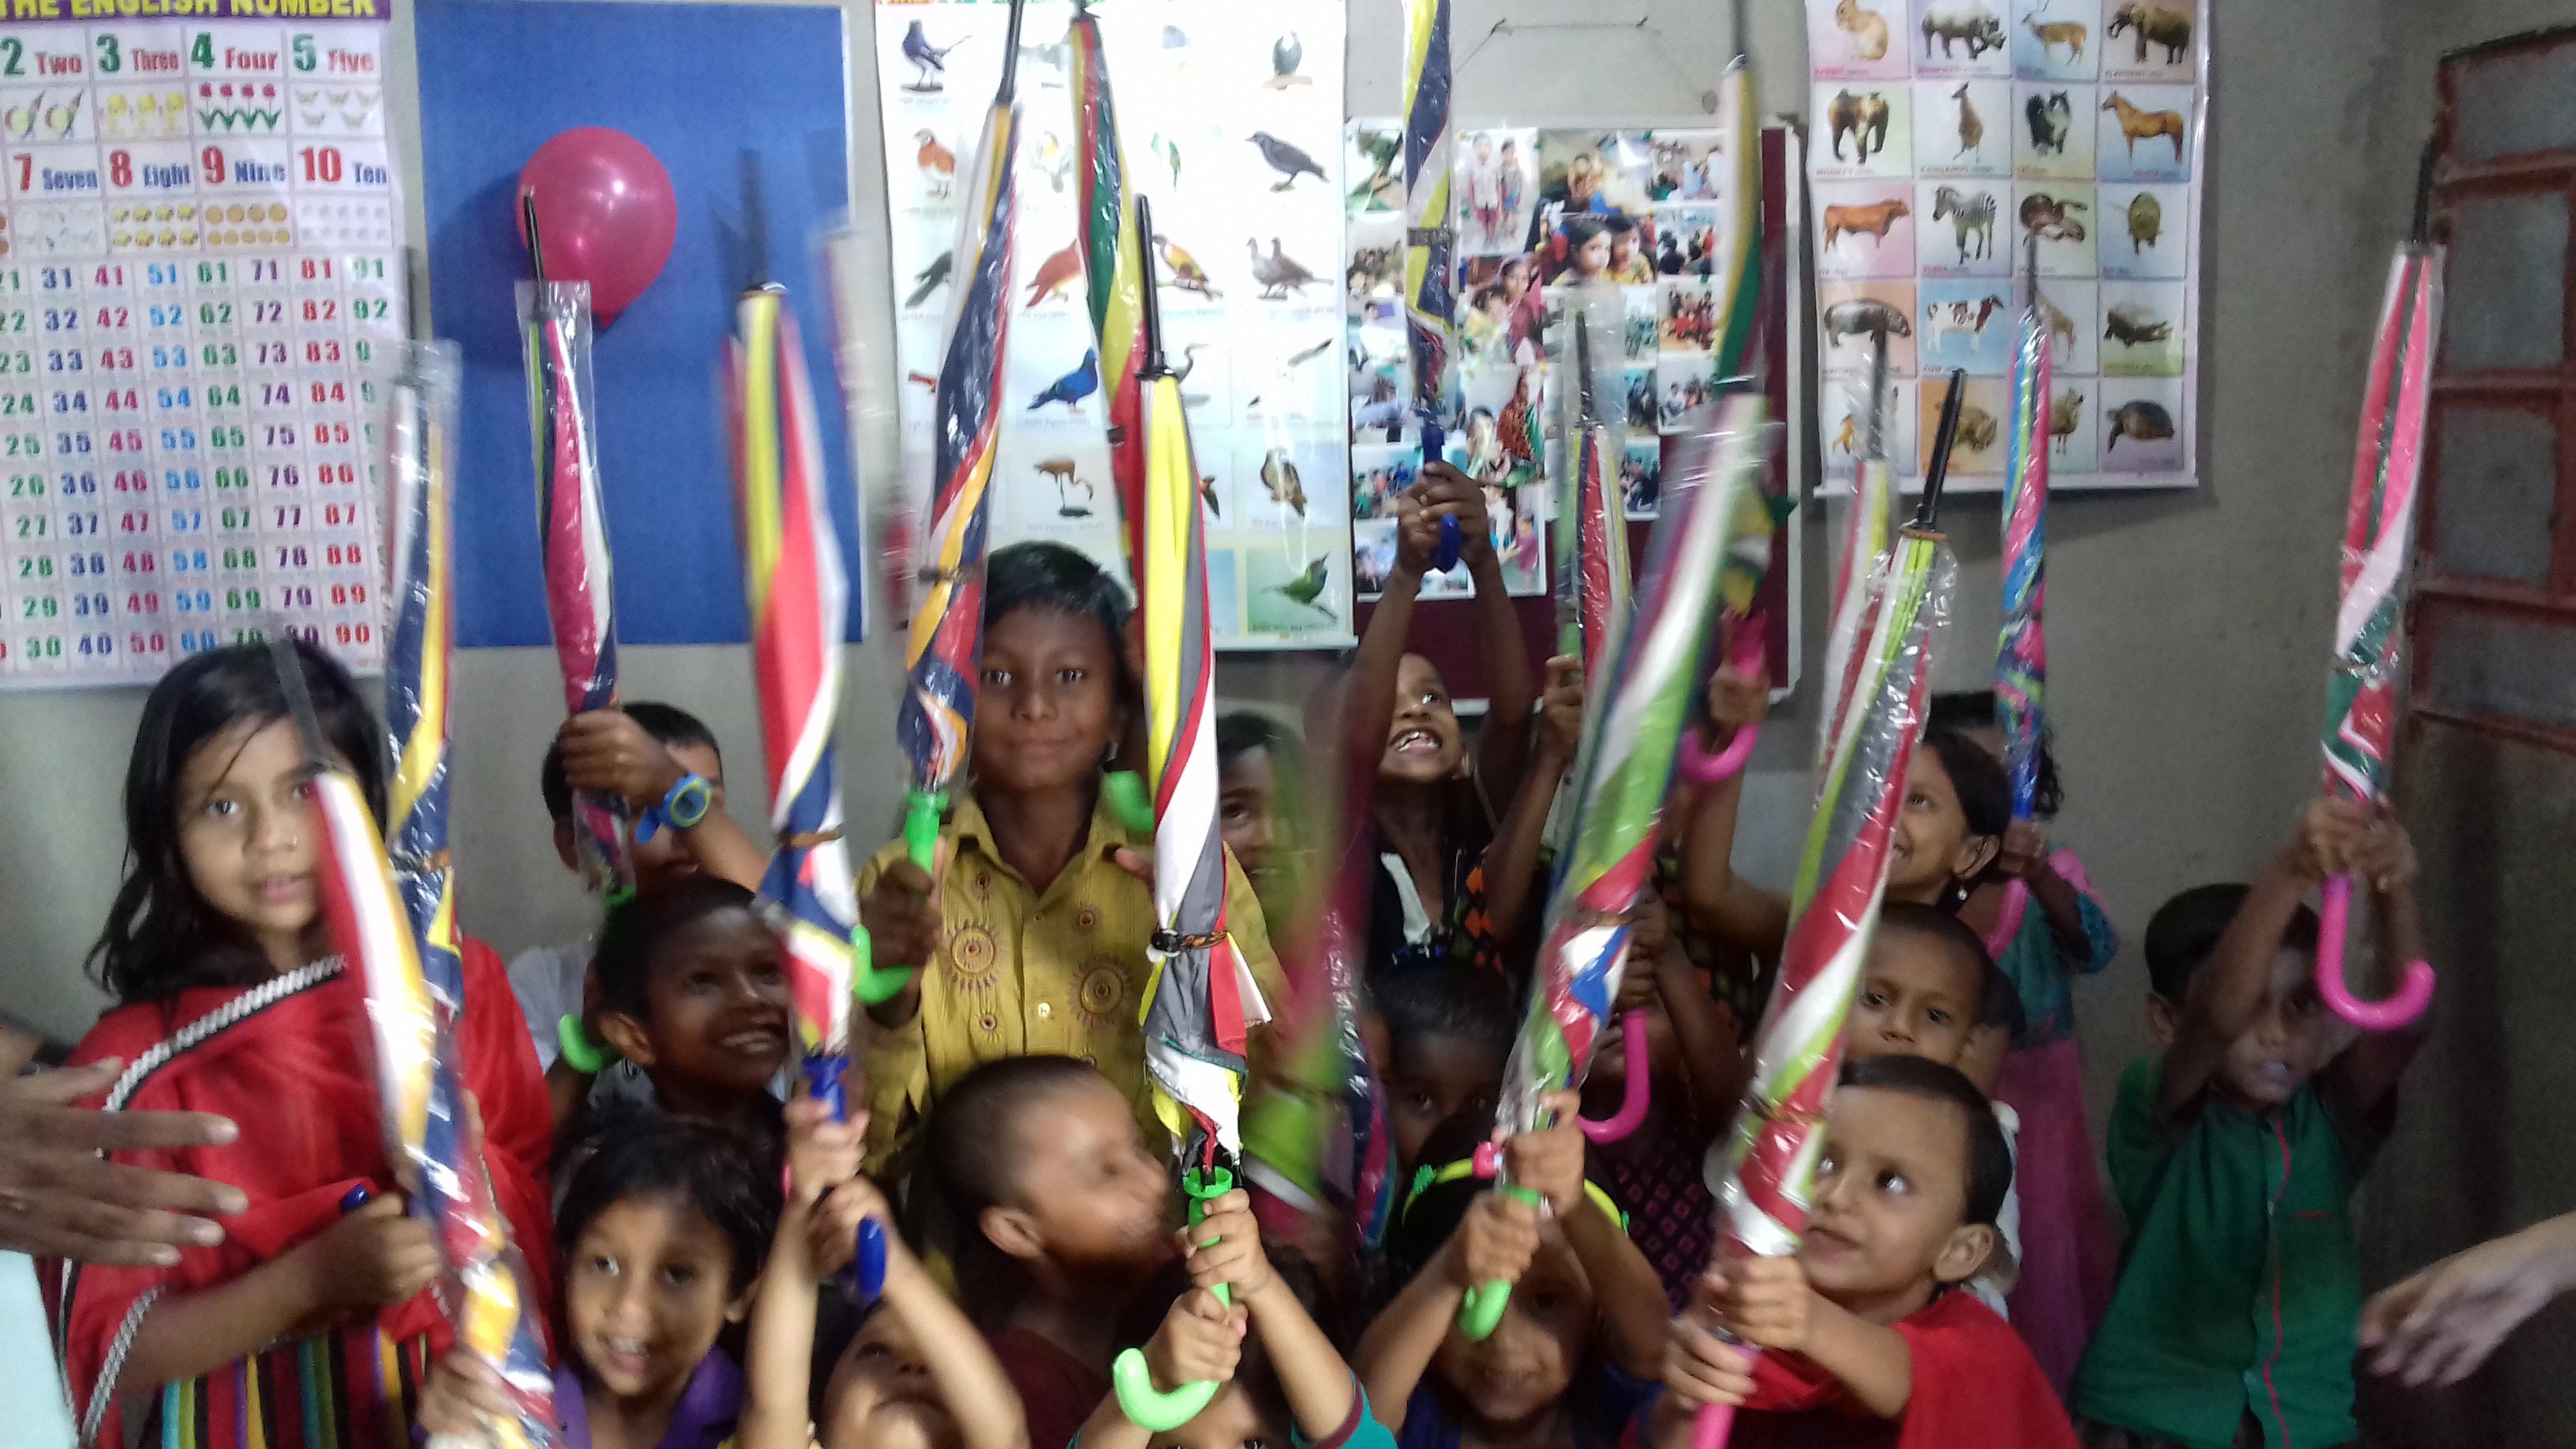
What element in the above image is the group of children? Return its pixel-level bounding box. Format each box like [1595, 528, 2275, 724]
[39, 459, 2436, 1449]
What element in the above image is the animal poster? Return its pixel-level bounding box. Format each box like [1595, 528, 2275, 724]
[1806, 0, 2205, 489]
[0, 6, 400, 687]
[876, 0, 1352, 649]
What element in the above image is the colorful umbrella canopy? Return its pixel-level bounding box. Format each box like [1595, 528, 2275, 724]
[1993, 244, 2051, 932]
[2315, 186, 2442, 1032]
[1070, 0, 1148, 571]
[891, 0, 1028, 994]
[521, 199, 631, 900]
[1110, 195, 1273, 1431]
[1557, 307, 1632, 672]
[1691, 380, 1965, 1449]
[1403, 0, 1462, 567]
[1818, 334, 1894, 771]
[1460, 396, 1772, 1339]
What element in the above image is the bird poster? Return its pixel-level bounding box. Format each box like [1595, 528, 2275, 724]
[878, 0, 1354, 649]
[1804, 0, 2207, 492]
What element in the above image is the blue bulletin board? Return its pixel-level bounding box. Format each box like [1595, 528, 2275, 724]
[417, 0, 856, 647]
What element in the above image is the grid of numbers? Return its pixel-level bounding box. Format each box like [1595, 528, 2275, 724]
[0, 17, 399, 685]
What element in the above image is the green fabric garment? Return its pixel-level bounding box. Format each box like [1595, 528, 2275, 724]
[2072, 1055, 2372, 1449]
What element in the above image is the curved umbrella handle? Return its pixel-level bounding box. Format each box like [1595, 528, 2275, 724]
[1578, 1012, 1653, 1143]
[1104, 769, 1154, 834]
[1677, 627, 1767, 783]
[1691, 1400, 1739, 1449]
[855, 788, 944, 1005]
[1457, 1182, 1544, 1340]
[1113, 1170, 1237, 1428]
[2316, 874, 2435, 1032]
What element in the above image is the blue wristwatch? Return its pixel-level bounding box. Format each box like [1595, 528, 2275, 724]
[635, 772, 713, 843]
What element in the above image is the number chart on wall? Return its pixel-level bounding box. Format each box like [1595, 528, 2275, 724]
[0, 5, 401, 687]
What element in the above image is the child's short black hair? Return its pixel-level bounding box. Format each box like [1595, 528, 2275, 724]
[1927, 689, 2063, 820]
[1837, 1054, 2012, 1231]
[1215, 711, 1304, 776]
[557, 1108, 782, 1295]
[1383, 1110, 1628, 1289]
[1376, 963, 1518, 1064]
[923, 1054, 1114, 1315]
[592, 874, 763, 1018]
[1563, 215, 1608, 253]
[2144, 883, 2320, 1004]
[541, 701, 721, 825]
[985, 540, 1132, 644]
[1877, 901, 2025, 1039]
[1918, 724, 2011, 846]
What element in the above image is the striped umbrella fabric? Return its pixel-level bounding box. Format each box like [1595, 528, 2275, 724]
[519, 256, 631, 899]
[1993, 255, 2050, 930]
[1402, 0, 1455, 466]
[1819, 337, 1894, 770]
[897, 0, 1027, 884]
[1069, 0, 1148, 571]
[1558, 309, 1631, 672]
[1709, 1, 1763, 386]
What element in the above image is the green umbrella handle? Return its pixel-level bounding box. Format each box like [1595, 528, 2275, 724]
[1112, 1169, 1236, 1429]
[1458, 1184, 1544, 1340]
[1103, 769, 1153, 834]
[854, 788, 944, 1006]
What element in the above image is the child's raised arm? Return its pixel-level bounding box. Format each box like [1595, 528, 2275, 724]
[1481, 654, 1582, 951]
[1076, 1290, 1247, 1449]
[1676, 665, 1788, 956]
[556, 710, 769, 892]
[1446, 471, 1538, 811]
[1996, 822, 2115, 970]
[1712, 1254, 1912, 1417]
[1508, 1092, 1668, 1379]
[1186, 1189, 1361, 1440]
[1342, 478, 1453, 801]
[1354, 1189, 1541, 1429]
[1638, 916, 1749, 1136]
[739, 1095, 867, 1449]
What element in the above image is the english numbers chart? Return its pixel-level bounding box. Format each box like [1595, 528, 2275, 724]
[0, 4, 401, 687]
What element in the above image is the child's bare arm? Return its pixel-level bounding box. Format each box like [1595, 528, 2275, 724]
[1356, 1193, 1540, 1429]
[1481, 654, 1581, 949]
[122, 1194, 439, 1391]
[832, 1185, 1028, 1449]
[2323, 813, 2432, 1126]
[1648, 938, 1747, 1136]
[1510, 1093, 1667, 1378]
[556, 710, 769, 891]
[1675, 668, 1788, 955]
[1452, 472, 1537, 807]
[1714, 1255, 1913, 1418]
[1345, 479, 1452, 804]
[739, 1097, 865, 1449]
[1186, 1190, 1356, 1440]
[1650, 1280, 1759, 1449]
[1998, 822, 2098, 967]
[1076, 1290, 1245, 1449]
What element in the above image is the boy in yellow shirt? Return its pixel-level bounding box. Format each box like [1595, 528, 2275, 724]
[859, 541, 1284, 1163]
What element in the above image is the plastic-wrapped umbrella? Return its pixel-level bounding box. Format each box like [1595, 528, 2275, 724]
[1556, 309, 1631, 672]
[520, 198, 631, 900]
[1110, 195, 1274, 1431]
[272, 631, 556, 1449]
[1402, 0, 1462, 569]
[1709, 0, 1763, 384]
[878, 0, 1028, 1003]
[2315, 170, 2442, 1032]
[1818, 334, 1895, 771]
[1457, 395, 1772, 1339]
[1069, 0, 1147, 569]
[1993, 242, 2051, 934]
[1690, 378, 1966, 1449]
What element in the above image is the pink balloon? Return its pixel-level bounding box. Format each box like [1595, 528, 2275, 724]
[516, 126, 676, 328]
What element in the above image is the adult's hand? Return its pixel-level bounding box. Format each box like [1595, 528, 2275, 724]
[2363, 1214, 2576, 1387]
[0, 1034, 247, 1265]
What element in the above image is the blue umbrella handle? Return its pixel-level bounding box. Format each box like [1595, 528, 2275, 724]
[1421, 417, 1463, 571]
[799, 1054, 887, 1302]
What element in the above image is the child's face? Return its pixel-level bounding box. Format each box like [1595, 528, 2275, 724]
[1887, 750, 1990, 902]
[565, 1195, 747, 1405]
[1501, 262, 1530, 300]
[1385, 1032, 1503, 1173]
[2214, 948, 2343, 1109]
[1473, 134, 1494, 163]
[1848, 930, 1980, 1071]
[633, 906, 792, 1097]
[1380, 653, 1466, 785]
[997, 1076, 1172, 1275]
[1609, 232, 1638, 265]
[176, 717, 331, 958]
[1432, 1225, 1592, 1428]
[975, 606, 1121, 797]
[823, 1308, 961, 1449]
[1573, 231, 1612, 275]
[1218, 747, 1283, 882]
[1799, 1087, 1990, 1316]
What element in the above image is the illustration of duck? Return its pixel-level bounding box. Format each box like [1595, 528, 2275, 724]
[1028, 350, 1100, 414]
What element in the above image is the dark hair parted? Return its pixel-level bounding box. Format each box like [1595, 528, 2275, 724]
[1875, 901, 2025, 1039]
[557, 1108, 782, 1295]
[91, 639, 386, 1003]
[1927, 689, 2064, 820]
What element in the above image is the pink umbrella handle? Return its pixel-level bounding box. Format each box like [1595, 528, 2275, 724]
[1678, 722, 1758, 783]
[1691, 1397, 1739, 1449]
[1577, 1010, 1653, 1142]
[2316, 873, 2436, 1032]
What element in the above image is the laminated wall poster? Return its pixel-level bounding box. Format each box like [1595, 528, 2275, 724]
[877, 0, 1353, 649]
[1804, 0, 2205, 492]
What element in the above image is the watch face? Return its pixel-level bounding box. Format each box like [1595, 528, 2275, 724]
[671, 777, 714, 828]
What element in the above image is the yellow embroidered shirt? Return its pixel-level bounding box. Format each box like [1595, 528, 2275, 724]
[856, 788, 1286, 1163]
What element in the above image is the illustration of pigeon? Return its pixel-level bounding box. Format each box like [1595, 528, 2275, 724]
[901, 22, 960, 92]
[1268, 556, 1335, 619]
[1248, 132, 1327, 190]
[1028, 349, 1099, 414]
[1154, 234, 1219, 297]
[1248, 238, 1322, 299]
[1023, 241, 1083, 308]
[1260, 448, 1309, 516]
[904, 251, 952, 309]
[1268, 33, 1309, 88]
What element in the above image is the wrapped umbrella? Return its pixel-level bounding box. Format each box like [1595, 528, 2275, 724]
[1459, 396, 1773, 1339]
[520, 199, 631, 899]
[2315, 170, 2442, 1032]
[1691, 378, 1966, 1449]
[1708, 0, 1764, 385]
[1110, 195, 1275, 1430]
[878, 0, 1028, 1003]
[1818, 335, 1894, 770]
[1069, 0, 1148, 569]
[1556, 307, 1631, 672]
[1994, 243, 2050, 933]
[274, 632, 555, 1449]
[1403, 0, 1462, 568]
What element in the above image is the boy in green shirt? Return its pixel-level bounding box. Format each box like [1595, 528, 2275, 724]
[2072, 801, 2428, 1449]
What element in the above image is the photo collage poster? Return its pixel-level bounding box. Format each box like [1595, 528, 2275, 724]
[1805, 0, 2205, 491]
[876, 0, 1353, 648]
[1346, 123, 1739, 601]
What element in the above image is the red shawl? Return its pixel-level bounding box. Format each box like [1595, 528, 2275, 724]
[47, 939, 554, 1444]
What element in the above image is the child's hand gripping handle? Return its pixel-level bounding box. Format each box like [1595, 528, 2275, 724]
[1676, 625, 1765, 784]
[1576, 1010, 1653, 1144]
[799, 1056, 888, 1301]
[2316, 874, 2435, 1032]
[855, 788, 943, 1005]
[1455, 1141, 1541, 1340]
[1112, 1169, 1236, 1430]
[1422, 417, 1464, 571]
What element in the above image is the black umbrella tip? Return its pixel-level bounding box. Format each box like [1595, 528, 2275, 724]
[2409, 141, 2436, 243]
[521, 189, 545, 281]
[1915, 368, 1968, 527]
[1136, 193, 1169, 376]
[998, 0, 1029, 101]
